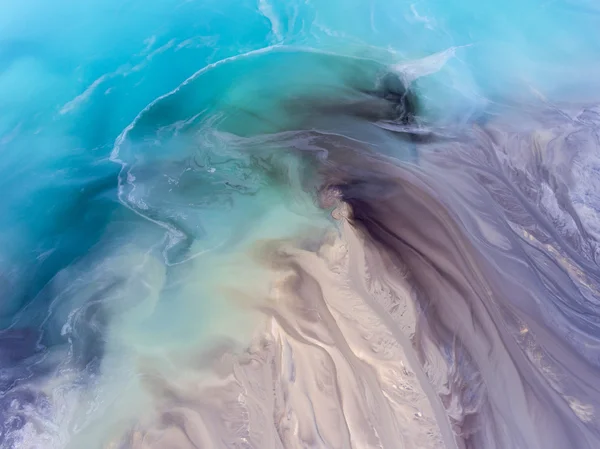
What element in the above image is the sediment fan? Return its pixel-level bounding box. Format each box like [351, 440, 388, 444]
[107, 72, 600, 449]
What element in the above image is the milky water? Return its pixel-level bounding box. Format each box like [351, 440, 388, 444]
[2, 1, 600, 448]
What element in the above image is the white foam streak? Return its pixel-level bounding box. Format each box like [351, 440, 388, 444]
[392, 46, 469, 83]
[59, 75, 108, 115]
[258, 0, 284, 42]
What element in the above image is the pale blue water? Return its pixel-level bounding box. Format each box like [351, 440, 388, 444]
[2, 1, 600, 447]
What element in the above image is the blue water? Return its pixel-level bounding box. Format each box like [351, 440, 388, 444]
[2, 0, 600, 447]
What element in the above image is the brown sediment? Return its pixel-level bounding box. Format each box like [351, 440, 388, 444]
[116, 223, 447, 449]
[113, 97, 600, 449]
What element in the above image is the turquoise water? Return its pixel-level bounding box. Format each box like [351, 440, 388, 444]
[3, 0, 598, 307]
[2, 1, 600, 447]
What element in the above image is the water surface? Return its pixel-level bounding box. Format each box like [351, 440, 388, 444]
[2, 1, 600, 448]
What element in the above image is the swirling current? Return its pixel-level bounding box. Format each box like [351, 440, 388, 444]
[2, 1, 600, 448]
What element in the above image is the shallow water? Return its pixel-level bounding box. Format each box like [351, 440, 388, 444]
[2, 1, 600, 448]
